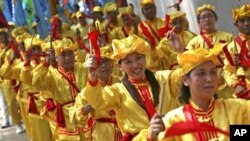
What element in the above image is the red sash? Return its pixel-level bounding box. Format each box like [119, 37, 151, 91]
[129, 78, 156, 119]
[28, 92, 39, 115]
[139, 23, 157, 47]
[76, 38, 90, 53]
[122, 26, 129, 38]
[145, 22, 161, 42]
[236, 36, 250, 67]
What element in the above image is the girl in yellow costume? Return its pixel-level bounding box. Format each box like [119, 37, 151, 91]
[157, 11, 196, 70]
[137, 48, 250, 141]
[1, 36, 54, 141]
[70, 45, 122, 141]
[223, 4, 250, 99]
[21, 38, 88, 141]
[82, 35, 182, 141]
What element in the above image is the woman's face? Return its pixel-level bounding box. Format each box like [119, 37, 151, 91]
[119, 53, 146, 80]
[170, 17, 184, 33]
[56, 50, 75, 71]
[182, 61, 218, 101]
[97, 58, 114, 80]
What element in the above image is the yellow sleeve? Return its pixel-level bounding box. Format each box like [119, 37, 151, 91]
[31, 64, 55, 93]
[132, 129, 149, 141]
[0, 59, 22, 80]
[69, 93, 89, 126]
[83, 83, 122, 111]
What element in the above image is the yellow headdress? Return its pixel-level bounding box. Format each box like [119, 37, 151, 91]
[232, 4, 250, 22]
[118, 6, 133, 20]
[15, 32, 31, 44]
[32, 22, 37, 28]
[53, 38, 77, 56]
[103, 2, 117, 13]
[8, 22, 15, 27]
[24, 36, 43, 50]
[112, 35, 150, 63]
[100, 45, 113, 59]
[76, 11, 85, 19]
[11, 26, 28, 38]
[169, 11, 186, 22]
[178, 45, 224, 75]
[140, 0, 154, 8]
[0, 28, 8, 33]
[92, 6, 103, 13]
[196, 4, 216, 15]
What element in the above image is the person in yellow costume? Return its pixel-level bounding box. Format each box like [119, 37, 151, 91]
[184, 4, 234, 98]
[21, 38, 88, 141]
[0, 36, 54, 141]
[138, 48, 250, 141]
[156, 11, 196, 70]
[0, 28, 25, 134]
[91, 6, 105, 31]
[137, 0, 166, 72]
[83, 35, 182, 141]
[102, 2, 122, 42]
[109, 5, 139, 40]
[70, 45, 123, 141]
[223, 4, 250, 99]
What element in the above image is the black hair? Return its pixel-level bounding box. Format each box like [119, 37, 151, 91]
[122, 69, 160, 109]
[197, 10, 217, 21]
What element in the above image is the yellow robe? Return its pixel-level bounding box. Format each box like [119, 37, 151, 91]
[22, 62, 88, 140]
[156, 98, 250, 141]
[157, 31, 196, 70]
[223, 34, 250, 90]
[138, 18, 165, 71]
[82, 69, 182, 136]
[70, 76, 121, 141]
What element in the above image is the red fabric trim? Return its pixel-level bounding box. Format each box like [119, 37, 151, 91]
[45, 98, 56, 111]
[236, 36, 250, 67]
[42, 60, 50, 67]
[201, 34, 213, 49]
[77, 38, 90, 53]
[139, 23, 156, 47]
[145, 22, 161, 41]
[88, 79, 98, 86]
[28, 92, 39, 115]
[122, 26, 129, 37]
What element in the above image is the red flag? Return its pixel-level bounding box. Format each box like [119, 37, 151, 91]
[88, 30, 101, 64]
[63, 0, 69, 6]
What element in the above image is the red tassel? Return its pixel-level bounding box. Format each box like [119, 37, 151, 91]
[0, 9, 8, 28]
[165, 121, 229, 138]
[45, 98, 56, 111]
[28, 93, 39, 115]
[87, 117, 94, 127]
[55, 103, 66, 128]
[51, 17, 60, 40]
[88, 30, 101, 64]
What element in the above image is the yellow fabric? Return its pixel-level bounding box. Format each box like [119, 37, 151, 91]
[69, 76, 120, 141]
[112, 35, 151, 63]
[53, 38, 77, 56]
[103, 2, 117, 13]
[83, 69, 182, 135]
[223, 34, 250, 88]
[156, 31, 196, 70]
[178, 47, 223, 75]
[71, 12, 76, 19]
[109, 26, 135, 41]
[24, 36, 43, 50]
[140, 0, 154, 8]
[0, 28, 8, 32]
[8, 21, 15, 27]
[76, 11, 84, 19]
[157, 98, 250, 141]
[100, 45, 113, 59]
[169, 11, 186, 23]
[15, 32, 31, 44]
[232, 4, 250, 22]
[196, 4, 216, 15]
[11, 26, 28, 38]
[21, 62, 88, 140]
[92, 6, 102, 13]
